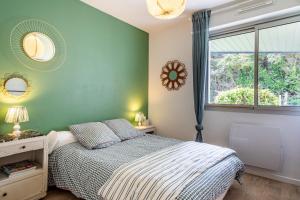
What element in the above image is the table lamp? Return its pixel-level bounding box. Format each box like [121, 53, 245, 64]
[135, 112, 146, 127]
[5, 106, 29, 139]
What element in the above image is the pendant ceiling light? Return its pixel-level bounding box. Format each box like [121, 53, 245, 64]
[147, 0, 187, 19]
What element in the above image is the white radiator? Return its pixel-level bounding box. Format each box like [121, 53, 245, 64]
[229, 123, 283, 171]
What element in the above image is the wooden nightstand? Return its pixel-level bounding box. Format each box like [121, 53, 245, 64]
[0, 136, 48, 200]
[136, 125, 156, 134]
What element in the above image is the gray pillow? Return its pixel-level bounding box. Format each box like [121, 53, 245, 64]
[69, 122, 121, 149]
[104, 119, 145, 141]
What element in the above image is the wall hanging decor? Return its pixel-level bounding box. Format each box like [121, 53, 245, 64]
[0, 73, 31, 99]
[10, 19, 66, 72]
[160, 60, 188, 91]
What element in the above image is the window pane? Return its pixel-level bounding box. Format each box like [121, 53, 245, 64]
[209, 32, 255, 105]
[258, 22, 300, 106]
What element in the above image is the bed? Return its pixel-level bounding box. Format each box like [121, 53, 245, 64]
[49, 134, 244, 200]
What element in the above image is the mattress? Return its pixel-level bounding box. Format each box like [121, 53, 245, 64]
[49, 134, 243, 200]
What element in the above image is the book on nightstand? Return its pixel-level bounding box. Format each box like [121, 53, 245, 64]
[1, 160, 38, 178]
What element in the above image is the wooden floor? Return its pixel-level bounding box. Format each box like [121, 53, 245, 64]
[224, 174, 300, 200]
[44, 174, 300, 200]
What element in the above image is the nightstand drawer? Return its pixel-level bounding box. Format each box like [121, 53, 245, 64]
[0, 175, 43, 200]
[0, 140, 44, 158]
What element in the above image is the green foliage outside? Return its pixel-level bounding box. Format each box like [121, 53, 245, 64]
[215, 87, 279, 105]
[210, 53, 300, 106]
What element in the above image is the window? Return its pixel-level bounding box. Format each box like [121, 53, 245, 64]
[258, 22, 300, 106]
[208, 16, 300, 113]
[209, 32, 255, 105]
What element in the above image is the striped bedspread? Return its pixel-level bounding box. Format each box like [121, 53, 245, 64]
[48, 135, 244, 200]
[98, 141, 236, 200]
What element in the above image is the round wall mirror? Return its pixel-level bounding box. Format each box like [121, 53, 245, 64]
[23, 32, 55, 62]
[169, 70, 178, 81]
[11, 19, 66, 72]
[4, 77, 28, 97]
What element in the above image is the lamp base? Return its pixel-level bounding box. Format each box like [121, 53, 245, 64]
[12, 123, 22, 139]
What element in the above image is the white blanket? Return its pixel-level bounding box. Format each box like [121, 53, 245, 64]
[98, 141, 236, 200]
[47, 131, 77, 154]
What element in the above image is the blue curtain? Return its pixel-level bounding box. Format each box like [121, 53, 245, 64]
[192, 10, 211, 142]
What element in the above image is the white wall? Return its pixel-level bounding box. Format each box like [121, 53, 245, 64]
[149, 0, 300, 185]
[204, 111, 300, 185]
[149, 21, 196, 141]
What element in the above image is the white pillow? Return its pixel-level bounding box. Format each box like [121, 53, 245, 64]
[47, 131, 77, 154]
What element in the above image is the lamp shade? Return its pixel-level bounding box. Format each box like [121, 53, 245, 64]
[147, 0, 187, 19]
[135, 112, 146, 122]
[5, 106, 29, 124]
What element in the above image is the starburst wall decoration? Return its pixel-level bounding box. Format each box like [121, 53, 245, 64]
[160, 60, 188, 91]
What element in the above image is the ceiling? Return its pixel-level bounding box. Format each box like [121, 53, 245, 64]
[81, 0, 234, 33]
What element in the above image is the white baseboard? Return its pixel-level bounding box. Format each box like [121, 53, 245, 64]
[246, 166, 300, 186]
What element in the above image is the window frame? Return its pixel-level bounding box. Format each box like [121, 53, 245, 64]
[206, 15, 300, 115]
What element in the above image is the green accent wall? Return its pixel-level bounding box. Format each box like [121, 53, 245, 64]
[0, 0, 149, 134]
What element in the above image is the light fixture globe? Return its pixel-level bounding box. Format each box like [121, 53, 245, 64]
[147, 0, 187, 19]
